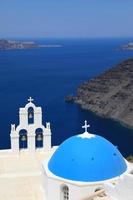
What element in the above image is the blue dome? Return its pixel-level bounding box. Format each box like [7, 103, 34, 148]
[48, 134, 127, 182]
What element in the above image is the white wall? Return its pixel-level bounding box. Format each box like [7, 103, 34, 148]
[42, 165, 102, 200]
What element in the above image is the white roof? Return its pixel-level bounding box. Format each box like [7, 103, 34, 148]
[0, 149, 54, 200]
[105, 174, 133, 200]
[0, 149, 132, 200]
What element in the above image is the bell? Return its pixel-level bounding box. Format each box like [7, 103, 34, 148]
[29, 112, 33, 118]
[37, 134, 42, 141]
[21, 135, 27, 141]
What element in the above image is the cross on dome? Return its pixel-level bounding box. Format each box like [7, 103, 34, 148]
[78, 120, 95, 139]
[28, 97, 34, 103]
[82, 120, 90, 133]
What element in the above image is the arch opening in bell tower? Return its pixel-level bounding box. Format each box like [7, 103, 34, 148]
[19, 129, 28, 149]
[28, 107, 34, 124]
[35, 128, 43, 148]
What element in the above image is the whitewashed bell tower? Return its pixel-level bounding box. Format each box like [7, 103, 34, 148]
[10, 97, 52, 154]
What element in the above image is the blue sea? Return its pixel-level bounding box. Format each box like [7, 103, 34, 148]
[0, 38, 133, 157]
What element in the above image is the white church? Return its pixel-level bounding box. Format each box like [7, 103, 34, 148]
[0, 98, 133, 200]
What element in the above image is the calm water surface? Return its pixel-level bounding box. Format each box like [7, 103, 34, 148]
[0, 38, 133, 157]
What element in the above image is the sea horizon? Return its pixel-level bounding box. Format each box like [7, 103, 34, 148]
[1, 37, 133, 46]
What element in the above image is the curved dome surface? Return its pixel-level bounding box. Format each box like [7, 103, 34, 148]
[48, 134, 127, 182]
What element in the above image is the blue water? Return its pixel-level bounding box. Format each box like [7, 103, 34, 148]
[0, 38, 133, 157]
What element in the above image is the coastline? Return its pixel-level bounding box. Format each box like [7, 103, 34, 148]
[75, 58, 133, 130]
[78, 103, 133, 130]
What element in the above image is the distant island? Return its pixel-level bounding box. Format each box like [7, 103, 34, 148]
[68, 59, 133, 129]
[0, 39, 62, 50]
[122, 42, 133, 50]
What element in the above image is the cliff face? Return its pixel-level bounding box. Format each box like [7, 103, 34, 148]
[75, 59, 133, 128]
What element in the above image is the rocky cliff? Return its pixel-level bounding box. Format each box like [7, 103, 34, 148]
[75, 59, 133, 128]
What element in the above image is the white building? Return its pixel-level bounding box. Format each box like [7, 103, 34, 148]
[10, 97, 51, 154]
[0, 98, 132, 200]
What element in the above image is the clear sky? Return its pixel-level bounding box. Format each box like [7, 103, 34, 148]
[0, 0, 133, 38]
